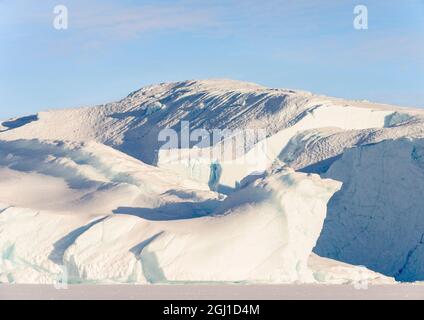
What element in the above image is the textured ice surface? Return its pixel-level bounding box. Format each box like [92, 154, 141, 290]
[138, 167, 341, 283]
[308, 254, 394, 285]
[315, 139, 424, 282]
[0, 139, 217, 215]
[0, 207, 100, 284]
[0, 167, 354, 284]
[1, 80, 423, 284]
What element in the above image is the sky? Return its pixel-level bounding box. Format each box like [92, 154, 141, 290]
[0, 0, 423, 119]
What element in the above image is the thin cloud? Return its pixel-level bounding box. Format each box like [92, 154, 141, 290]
[0, 0, 223, 44]
[70, 1, 222, 39]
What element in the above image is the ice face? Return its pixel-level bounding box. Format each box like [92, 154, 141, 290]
[208, 162, 222, 191]
[315, 138, 424, 282]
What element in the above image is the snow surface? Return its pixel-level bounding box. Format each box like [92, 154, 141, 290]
[0, 161, 392, 285]
[1, 79, 423, 284]
[136, 166, 341, 283]
[0, 150, 342, 284]
[0, 206, 101, 284]
[0, 139, 217, 215]
[158, 102, 395, 189]
[1, 79, 417, 167]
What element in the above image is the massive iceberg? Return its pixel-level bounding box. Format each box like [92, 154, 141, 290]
[1, 79, 423, 284]
[0, 139, 390, 284]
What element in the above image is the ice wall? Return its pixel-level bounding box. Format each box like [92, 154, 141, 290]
[315, 138, 424, 282]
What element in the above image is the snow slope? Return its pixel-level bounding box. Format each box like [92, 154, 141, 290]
[0, 161, 392, 285]
[0, 142, 357, 284]
[2, 80, 422, 192]
[137, 166, 341, 283]
[0, 139, 218, 215]
[0, 206, 102, 284]
[1, 79, 423, 284]
[1, 80, 419, 166]
[157, 102, 399, 189]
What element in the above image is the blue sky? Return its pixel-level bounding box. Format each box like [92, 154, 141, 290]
[1, 0, 423, 118]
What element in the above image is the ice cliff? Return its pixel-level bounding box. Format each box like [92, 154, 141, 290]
[315, 138, 424, 282]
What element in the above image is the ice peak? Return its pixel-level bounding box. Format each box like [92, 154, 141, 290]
[127, 79, 306, 100]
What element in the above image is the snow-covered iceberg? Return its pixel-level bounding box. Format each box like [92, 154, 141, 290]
[1, 79, 423, 284]
[2, 161, 375, 284]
